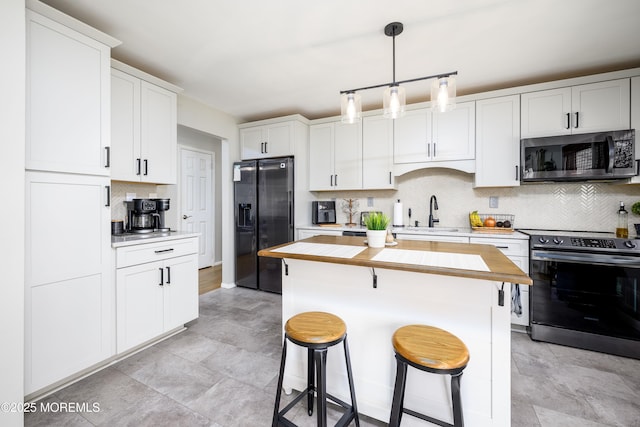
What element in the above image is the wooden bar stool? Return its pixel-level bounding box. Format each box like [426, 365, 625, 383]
[272, 311, 359, 427]
[389, 325, 469, 427]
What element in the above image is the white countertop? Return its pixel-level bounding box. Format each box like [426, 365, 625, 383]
[297, 224, 530, 240]
[111, 231, 200, 248]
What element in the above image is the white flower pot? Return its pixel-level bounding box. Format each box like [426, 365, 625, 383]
[366, 229, 387, 248]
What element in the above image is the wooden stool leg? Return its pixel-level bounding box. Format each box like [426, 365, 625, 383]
[314, 348, 328, 427]
[343, 337, 360, 427]
[307, 347, 314, 416]
[272, 338, 287, 427]
[388, 357, 408, 427]
[451, 372, 464, 427]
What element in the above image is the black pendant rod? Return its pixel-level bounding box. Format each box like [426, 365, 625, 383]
[340, 21, 457, 95]
[340, 71, 458, 95]
[391, 24, 397, 84]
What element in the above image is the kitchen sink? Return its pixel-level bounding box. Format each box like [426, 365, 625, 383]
[400, 227, 459, 233]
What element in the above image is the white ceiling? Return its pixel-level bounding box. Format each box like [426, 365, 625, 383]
[40, 0, 640, 123]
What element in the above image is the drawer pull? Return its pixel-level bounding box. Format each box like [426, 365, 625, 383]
[496, 246, 509, 249]
[154, 248, 174, 254]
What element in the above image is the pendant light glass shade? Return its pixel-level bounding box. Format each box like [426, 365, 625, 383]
[340, 92, 362, 124]
[431, 76, 456, 113]
[383, 85, 406, 119]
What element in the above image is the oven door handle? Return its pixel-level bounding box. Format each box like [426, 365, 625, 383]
[532, 250, 640, 267]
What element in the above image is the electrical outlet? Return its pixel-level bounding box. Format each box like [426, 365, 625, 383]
[489, 196, 499, 209]
[367, 197, 374, 207]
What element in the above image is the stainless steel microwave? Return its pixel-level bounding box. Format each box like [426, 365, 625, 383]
[521, 129, 636, 182]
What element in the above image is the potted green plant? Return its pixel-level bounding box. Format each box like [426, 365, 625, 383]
[631, 202, 640, 236]
[364, 212, 390, 248]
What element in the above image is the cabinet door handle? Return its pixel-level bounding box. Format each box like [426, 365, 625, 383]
[575, 112, 579, 128]
[159, 267, 164, 286]
[433, 143, 436, 157]
[104, 147, 110, 168]
[183, 215, 192, 220]
[330, 175, 333, 186]
[260, 142, 264, 153]
[166, 266, 171, 284]
[264, 142, 268, 153]
[389, 171, 392, 184]
[105, 185, 110, 207]
[565, 113, 571, 129]
[136, 158, 141, 175]
[334, 174, 338, 187]
[515, 165, 519, 181]
[143, 159, 148, 176]
[154, 248, 174, 254]
[427, 143, 431, 157]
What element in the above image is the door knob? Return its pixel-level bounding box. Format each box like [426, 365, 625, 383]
[183, 215, 192, 220]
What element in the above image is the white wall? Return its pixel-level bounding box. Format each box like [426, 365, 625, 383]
[177, 95, 239, 286]
[0, 0, 25, 426]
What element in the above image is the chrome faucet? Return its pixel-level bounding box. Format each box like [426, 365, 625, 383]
[428, 195, 439, 227]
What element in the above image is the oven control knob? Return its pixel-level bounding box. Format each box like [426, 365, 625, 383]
[553, 237, 564, 245]
[538, 237, 549, 244]
[624, 240, 636, 249]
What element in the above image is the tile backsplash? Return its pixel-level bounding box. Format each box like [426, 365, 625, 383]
[110, 182, 159, 223]
[314, 169, 640, 235]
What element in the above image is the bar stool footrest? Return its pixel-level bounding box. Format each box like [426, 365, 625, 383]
[403, 408, 455, 427]
[274, 387, 357, 427]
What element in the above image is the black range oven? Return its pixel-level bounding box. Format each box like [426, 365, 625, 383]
[522, 230, 640, 359]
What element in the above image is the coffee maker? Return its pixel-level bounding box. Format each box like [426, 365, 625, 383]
[124, 198, 171, 233]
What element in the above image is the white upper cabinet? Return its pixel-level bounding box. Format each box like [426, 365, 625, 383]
[362, 115, 395, 189]
[26, 10, 114, 175]
[432, 101, 476, 161]
[140, 81, 177, 184]
[474, 95, 521, 187]
[309, 120, 362, 191]
[394, 101, 475, 164]
[393, 109, 431, 164]
[110, 62, 179, 184]
[627, 75, 640, 184]
[111, 69, 140, 180]
[240, 121, 294, 159]
[521, 79, 630, 138]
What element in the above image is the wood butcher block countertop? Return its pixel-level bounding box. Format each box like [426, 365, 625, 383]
[258, 235, 532, 285]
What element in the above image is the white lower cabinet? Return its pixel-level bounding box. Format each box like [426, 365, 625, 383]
[115, 238, 199, 353]
[25, 171, 113, 395]
[297, 228, 343, 240]
[395, 233, 470, 243]
[470, 236, 530, 327]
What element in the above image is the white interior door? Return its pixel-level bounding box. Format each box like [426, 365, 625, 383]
[180, 148, 214, 268]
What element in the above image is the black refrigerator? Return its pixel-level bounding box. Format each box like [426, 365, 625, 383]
[234, 157, 294, 293]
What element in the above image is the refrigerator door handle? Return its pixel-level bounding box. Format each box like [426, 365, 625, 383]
[288, 190, 293, 228]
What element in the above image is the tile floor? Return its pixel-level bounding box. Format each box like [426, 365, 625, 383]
[25, 287, 640, 426]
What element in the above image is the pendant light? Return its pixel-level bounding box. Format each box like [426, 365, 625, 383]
[341, 92, 362, 124]
[340, 22, 457, 122]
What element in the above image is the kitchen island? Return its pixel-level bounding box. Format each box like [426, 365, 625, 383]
[259, 235, 531, 426]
